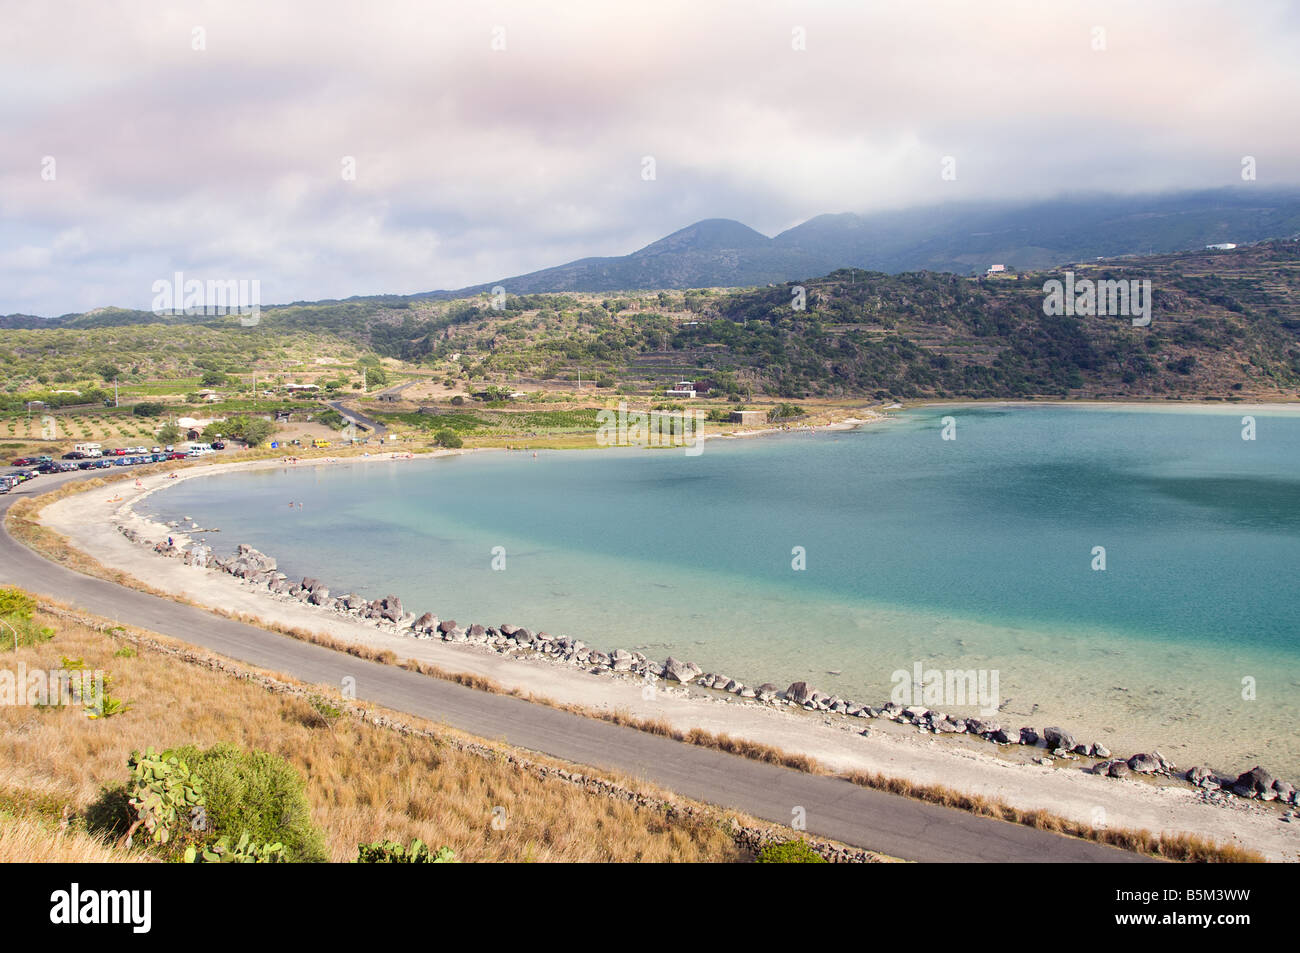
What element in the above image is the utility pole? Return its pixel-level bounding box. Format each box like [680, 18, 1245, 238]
[113, 378, 119, 407]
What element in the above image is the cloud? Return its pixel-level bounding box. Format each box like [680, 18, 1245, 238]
[2, 0, 1298, 314]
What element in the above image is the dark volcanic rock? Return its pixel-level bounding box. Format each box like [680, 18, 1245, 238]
[1232, 766, 1276, 799]
[1043, 726, 1075, 751]
[663, 657, 701, 684]
[1127, 752, 1161, 774]
[784, 681, 815, 705]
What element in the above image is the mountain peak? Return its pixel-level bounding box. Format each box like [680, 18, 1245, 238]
[632, 218, 771, 257]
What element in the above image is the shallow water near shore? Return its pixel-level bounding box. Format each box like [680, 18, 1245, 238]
[143, 406, 1300, 777]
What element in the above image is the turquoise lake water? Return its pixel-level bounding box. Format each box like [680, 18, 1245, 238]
[144, 406, 1300, 774]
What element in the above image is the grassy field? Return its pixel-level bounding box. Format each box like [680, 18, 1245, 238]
[0, 600, 759, 862]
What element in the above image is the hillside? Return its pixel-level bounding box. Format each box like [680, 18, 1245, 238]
[2, 242, 1299, 415]
[388, 240, 1300, 401]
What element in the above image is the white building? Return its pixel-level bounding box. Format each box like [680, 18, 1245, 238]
[664, 380, 697, 398]
[986, 264, 1007, 275]
[1205, 243, 1237, 250]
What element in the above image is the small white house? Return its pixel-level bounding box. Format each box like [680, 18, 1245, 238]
[1205, 243, 1237, 250]
[986, 264, 1006, 275]
[665, 380, 696, 398]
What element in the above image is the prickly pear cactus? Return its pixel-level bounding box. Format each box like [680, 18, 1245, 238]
[125, 747, 204, 846]
[355, 838, 456, 863]
[184, 832, 285, 863]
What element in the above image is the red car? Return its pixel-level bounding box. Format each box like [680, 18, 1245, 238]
[10, 457, 36, 466]
[166, 452, 187, 460]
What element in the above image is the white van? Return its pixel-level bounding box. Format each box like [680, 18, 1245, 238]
[74, 442, 102, 457]
[186, 443, 214, 457]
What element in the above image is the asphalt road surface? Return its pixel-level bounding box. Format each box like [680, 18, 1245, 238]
[326, 399, 388, 437]
[0, 470, 1148, 863]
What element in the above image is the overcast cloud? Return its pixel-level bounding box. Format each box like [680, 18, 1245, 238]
[2, 0, 1298, 315]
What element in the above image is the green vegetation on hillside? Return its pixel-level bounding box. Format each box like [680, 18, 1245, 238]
[3, 241, 1299, 407]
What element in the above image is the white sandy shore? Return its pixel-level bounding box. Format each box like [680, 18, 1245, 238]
[37, 448, 1300, 861]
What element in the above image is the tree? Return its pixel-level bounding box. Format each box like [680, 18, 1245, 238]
[201, 370, 227, 387]
[157, 422, 181, 443]
[433, 429, 463, 448]
[132, 402, 165, 417]
[242, 417, 275, 446]
[99, 363, 122, 382]
[214, 414, 276, 446]
[365, 365, 389, 388]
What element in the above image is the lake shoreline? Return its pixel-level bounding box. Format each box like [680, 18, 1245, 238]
[36, 439, 1300, 862]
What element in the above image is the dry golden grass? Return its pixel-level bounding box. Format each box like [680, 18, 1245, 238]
[0, 812, 148, 863]
[843, 770, 1265, 863]
[0, 607, 750, 863]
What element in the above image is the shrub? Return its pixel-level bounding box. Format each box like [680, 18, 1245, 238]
[170, 742, 327, 862]
[0, 588, 55, 652]
[433, 429, 463, 449]
[307, 694, 342, 730]
[0, 587, 36, 621]
[767, 402, 805, 422]
[355, 838, 456, 863]
[132, 402, 165, 418]
[756, 839, 826, 863]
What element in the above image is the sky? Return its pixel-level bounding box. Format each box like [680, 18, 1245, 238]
[2, 0, 1299, 316]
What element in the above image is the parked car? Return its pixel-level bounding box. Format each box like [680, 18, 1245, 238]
[167, 452, 187, 460]
[211, 441, 226, 450]
[36, 462, 61, 473]
[10, 457, 37, 466]
[62, 451, 86, 460]
[77, 461, 98, 470]
[151, 446, 162, 454]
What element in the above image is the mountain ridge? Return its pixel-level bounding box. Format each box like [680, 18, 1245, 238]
[431, 187, 1300, 299]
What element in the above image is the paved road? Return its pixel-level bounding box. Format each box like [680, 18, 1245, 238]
[326, 399, 388, 437]
[0, 472, 1148, 863]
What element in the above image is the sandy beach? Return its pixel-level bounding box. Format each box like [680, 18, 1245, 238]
[36, 447, 1300, 861]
